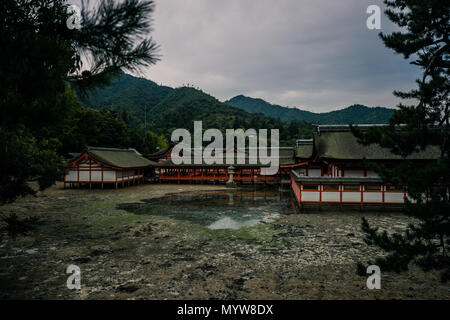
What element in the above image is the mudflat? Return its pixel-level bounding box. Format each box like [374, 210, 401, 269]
[0, 182, 448, 299]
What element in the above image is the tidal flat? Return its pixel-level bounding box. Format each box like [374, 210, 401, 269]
[0, 182, 448, 299]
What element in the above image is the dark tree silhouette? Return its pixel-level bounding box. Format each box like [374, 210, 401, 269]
[354, 0, 450, 281]
[0, 0, 159, 204]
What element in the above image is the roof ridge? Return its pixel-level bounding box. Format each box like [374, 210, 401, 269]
[87, 146, 136, 152]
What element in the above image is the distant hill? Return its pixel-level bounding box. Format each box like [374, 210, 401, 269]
[75, 72, 394, 145]
[147, 87, 314, 142]
[76, 73, 315, 145]
[224, 95, 394, 124]
[79, 71, 173, 126]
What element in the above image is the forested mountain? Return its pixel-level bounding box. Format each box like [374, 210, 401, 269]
[80, 73, 394, 132]
[79, 71, 173, 127]
[77, 73, 315, 146]
[76, 72, 396, 146]
[224, 95, 394, 124]
[147, 87, 314, 145]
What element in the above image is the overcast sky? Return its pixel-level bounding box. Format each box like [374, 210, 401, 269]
[135, 0, 420, 112]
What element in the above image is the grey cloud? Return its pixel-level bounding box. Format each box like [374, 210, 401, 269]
[138, 0, 421, 112]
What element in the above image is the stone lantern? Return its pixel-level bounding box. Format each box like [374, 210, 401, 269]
[226, 165, 236, 187]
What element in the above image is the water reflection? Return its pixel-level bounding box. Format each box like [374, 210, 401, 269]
[121, 189, 296, 230]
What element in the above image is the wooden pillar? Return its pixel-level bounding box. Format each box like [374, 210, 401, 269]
[404, 186, 407, 203]
[201, 168, 204, 184]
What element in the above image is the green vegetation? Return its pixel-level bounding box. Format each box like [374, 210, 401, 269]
[79, 71, 173, 127]
[64, 93, 168, 155]
[80, 75, 315, 146]
[148, 86, 314, 145]
[209, 223, 280, 244]
[354, 0, 450, 281]
[0, 0, 159, 204]
[225, 95, 394, 124]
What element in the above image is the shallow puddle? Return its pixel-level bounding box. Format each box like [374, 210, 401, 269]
[121, 189, 297, 230]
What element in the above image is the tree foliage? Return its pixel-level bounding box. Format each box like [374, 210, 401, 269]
[354, 0, 450, 281]
[144, 86, 314, 146]
[0, 0, 159, 204]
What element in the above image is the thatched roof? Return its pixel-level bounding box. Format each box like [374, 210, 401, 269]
[147, 145, 174, 158]
[154, 147, 296, 167]
[295, 144, 313, 159]
[279, 147, 296, 165]
[78, 147, 156, 168]
[315, 131, 440, 160]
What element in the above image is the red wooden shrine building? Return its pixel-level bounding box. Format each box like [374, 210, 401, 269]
[64, 125, 440, 207]
[65, 147, 155, 188]
[290, 125, 440, 206]
[147, 146, 308, 184]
